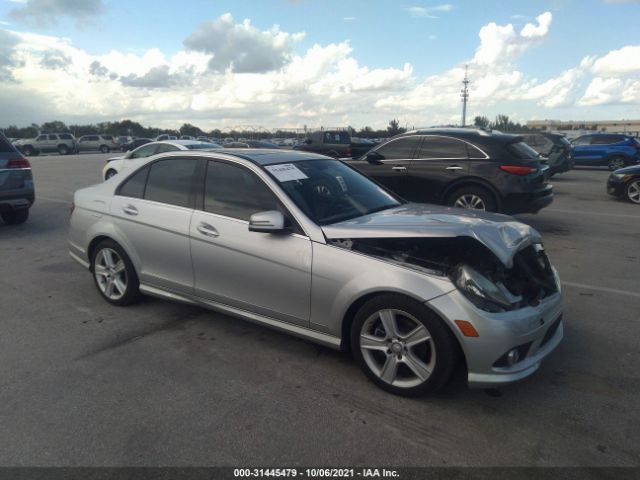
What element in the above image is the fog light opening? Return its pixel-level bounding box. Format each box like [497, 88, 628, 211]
[506, 349, 520, 366]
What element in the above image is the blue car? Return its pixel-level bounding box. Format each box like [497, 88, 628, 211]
[571, 133, 640, 170]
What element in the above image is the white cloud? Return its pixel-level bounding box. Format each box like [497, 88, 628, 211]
[590, 45, 640, 75]
[183, 13, 304, 73]
[473, 12, 552, 65]
[406, 4, 453, 18]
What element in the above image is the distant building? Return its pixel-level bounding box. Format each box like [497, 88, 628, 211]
[526, 119, 640, 137]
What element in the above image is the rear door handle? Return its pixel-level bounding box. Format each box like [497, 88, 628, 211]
[197, 222, 220, 238]
[445, 165, 463, 171]
[391, 166, 407, 171]
[122, 204, 138, 216]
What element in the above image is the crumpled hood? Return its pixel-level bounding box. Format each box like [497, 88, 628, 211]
[322, 203, 541, 268]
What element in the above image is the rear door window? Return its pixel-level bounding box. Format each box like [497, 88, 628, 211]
[508, 142, 540, 160]
[323, 132, 350, 144]
[374, 137, 421, 160]
[117, 166, 150, 199]
[155, 144, 180, 153]
[144, 158, 198, 208]
[417, 136, 468, 159]
[590, 135, 621, 145]
[572, 136, 591, 145]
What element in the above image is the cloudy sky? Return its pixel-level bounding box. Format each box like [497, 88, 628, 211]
[0, 0, 639, 130]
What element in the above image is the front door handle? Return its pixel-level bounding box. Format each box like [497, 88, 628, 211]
[391, 166, 407, 171]
[197, 222, 220, 238]
[122, 204, 138, 216]
[445, 165, 463, 171]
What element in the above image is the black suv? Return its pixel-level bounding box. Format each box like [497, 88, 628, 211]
[0, 132, 34, 224]
[347, 128, 553, 214]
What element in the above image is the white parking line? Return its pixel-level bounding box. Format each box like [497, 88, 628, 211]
[546, 208, 640, 219]
[563, 281, 640, 299]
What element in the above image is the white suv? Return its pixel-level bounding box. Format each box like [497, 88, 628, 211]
[76, 135, 119, 153]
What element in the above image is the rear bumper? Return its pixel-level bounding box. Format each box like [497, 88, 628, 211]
[0, 194, 34, 212]
[502, 187, 554, 214]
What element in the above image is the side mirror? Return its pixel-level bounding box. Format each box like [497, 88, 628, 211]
[365, 151, 384, 164]
[304, 138, 312, 145]
[249, 210, 286, 233]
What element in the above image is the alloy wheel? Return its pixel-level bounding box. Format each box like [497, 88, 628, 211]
[359, 309, 436, 388]
[454, 194, 486, 210]
[94, 248, 127, 300]
[609, 157, 626, 170]
[627, 180, 640, 204]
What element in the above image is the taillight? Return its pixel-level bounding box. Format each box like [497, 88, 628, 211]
[7, 157, 31, 169]
[346, 146, 352, 158]
[500, 165, 537, 175]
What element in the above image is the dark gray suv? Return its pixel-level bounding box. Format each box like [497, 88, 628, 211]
[0, 132, 34, 224]
[348, 128, 553, 214]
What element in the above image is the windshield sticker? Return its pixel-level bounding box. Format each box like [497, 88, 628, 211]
[265, 163, 309, 182]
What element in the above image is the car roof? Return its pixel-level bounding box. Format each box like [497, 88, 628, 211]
[398, 128, 522, 144]
[214, 148, 329, 165]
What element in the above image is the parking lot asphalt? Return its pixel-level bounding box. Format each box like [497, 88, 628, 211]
[1, 152, 639, 467]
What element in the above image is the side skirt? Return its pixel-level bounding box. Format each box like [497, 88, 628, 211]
[139, 284, 342, 350]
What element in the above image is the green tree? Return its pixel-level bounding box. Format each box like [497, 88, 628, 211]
[387, 118, 405, 136]
[474, 116, 490, 129]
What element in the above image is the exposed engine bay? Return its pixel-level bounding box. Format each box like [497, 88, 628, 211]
[329, 236, 559, 311]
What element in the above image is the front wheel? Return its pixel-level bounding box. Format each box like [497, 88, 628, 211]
[2, 209, 29, 225]
[22, 146, 35, 156]
[447, 185, 497, 212]
[104, 169, 117, 180]
[608, 156, 627, 171]
[351, 294, 458, 397]
[58, 145, 69, 155]
[100, 145, 110, 153]
[625, 180, 640, 204]
[91, 240, 139, 305]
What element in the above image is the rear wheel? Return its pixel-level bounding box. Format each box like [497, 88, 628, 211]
[608, 156, 627, 171]
[625, 180, 640, 204]
[100, 145, 110, 153]
[447, 185, 497, 212]
[1, 209, 29, 225]
[351, 294, 458, 397]
[91, 240, 139, 306]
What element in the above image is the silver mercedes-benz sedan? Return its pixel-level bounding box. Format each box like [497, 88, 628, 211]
[69, 149, 563, 396]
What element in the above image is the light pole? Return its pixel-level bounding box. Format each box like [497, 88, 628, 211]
[461, 65, 470, 127]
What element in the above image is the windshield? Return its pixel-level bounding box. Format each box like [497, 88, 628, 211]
[264, 159, 402, 226]
[186, 142, 223, 149]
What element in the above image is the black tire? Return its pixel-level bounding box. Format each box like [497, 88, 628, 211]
[91, 239, 140, 306]
[326, 150, 339, 158]
[22, 145, 34, 156]
[58, 144, 69, 155]
[1, 209, 29, 225]
[350, 294, 459, 397]
[608, 156, 627, 171]
[447, 185, 497, 212]
[104, 169, 117, 180]
[100, 145, 110, 153]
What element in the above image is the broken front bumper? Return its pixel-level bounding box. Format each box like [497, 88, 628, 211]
[428, 288, 563, 389]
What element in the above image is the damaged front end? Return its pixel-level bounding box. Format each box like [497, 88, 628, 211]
[328, 236, 560, 313]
